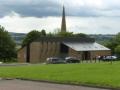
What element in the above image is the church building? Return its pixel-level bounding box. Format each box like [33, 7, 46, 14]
[18, 7, 111, 63]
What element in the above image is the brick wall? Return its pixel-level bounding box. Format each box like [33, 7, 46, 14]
[68, 47, 111, 60]
[46, 42, 51, 58]
[91, 50, 111, 59]
[69, 48, 82, 59]
[30, 42, 41, 63]
[18, 41, 111, 63]
[40, 42, 48, 61]
[28, 41, 61, 63]
[17, 46, 27, 63]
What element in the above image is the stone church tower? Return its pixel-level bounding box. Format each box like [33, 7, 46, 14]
[61, 6, 66, 32]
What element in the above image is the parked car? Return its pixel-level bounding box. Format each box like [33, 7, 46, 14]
[46, 57, 66, 64]
[65, 57, 80, 63]
[102, 55, 117, 61]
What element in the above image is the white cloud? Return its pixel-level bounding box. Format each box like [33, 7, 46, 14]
[0, 12, 119, 34]
[0, 13, 61, 33]
[0, 0, 120, 34]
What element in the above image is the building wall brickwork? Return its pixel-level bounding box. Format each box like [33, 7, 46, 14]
[69, 48, 82, 59]
[18, 46, 27, 63]
[27, 41, 61, 63]
[18, 41, 111, 63]
[40, 42, 47, 61]
[49, 42, 55, 57]
[46, 42, 51, 58]
[30, 42, 40, 63]
[68, 47, 111, 60]
[56, 42, 60, 56]
[90, 50, 111, 59]
[39, 42, 42, 60]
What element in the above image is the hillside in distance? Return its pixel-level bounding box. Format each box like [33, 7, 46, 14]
[9, 32, 26, 45]
[9, 32, 115, 45]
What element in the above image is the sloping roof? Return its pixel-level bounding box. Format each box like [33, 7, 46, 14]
[63, 42, 110, 51]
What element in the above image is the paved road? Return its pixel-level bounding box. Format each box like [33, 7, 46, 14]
[0, 79, 110, 90]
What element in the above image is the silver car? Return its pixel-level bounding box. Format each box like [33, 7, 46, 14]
[46, 57, 66, 64]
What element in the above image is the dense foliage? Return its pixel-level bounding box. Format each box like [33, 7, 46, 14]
[55, 29, 88, 37]
[22, 30, 41, 46]
[57, 31, 74, 37]
[0, 25, 16, 61]
[57, 32, 89, 37]
[22, 30, 46, 46]
[105, 33, 120, 57]
[115, 45, 120, 58]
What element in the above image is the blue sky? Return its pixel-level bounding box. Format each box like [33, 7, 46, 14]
[0, 0, 120, 34]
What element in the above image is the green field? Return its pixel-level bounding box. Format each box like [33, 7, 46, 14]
[0, 62, 120, 88]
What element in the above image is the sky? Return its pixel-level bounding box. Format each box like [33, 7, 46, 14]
[0, 0, 120, 34]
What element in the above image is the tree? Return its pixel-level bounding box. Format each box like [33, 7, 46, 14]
[22, 30, 41, 46]
[114, 32, 120, 45]
[0, 25, 16, 61]
[104, 40, 117, 54]
[41, 29, 46, 36]
[115, 45, 120, 58]
[53, 28, 61, 35]
[105, 32, 120, 54]
[57, 31, 73, 37]
[47, 32, 54, 37]
[74, 33, 89, 38]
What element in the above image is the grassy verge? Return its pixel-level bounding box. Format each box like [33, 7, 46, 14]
[0, 61, 120, 88]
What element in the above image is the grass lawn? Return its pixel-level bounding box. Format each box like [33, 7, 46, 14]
[0, 61, 120, 88]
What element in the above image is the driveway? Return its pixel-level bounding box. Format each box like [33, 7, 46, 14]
[0, 79, 110, 90]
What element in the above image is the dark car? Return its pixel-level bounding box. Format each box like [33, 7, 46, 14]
[65, 57, 80, 63]
[46, 57, 66, 64]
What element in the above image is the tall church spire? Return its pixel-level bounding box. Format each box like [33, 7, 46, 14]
[61, 6, 66, 32]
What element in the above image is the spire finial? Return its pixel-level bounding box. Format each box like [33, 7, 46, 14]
[61, 5, 66, 32]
